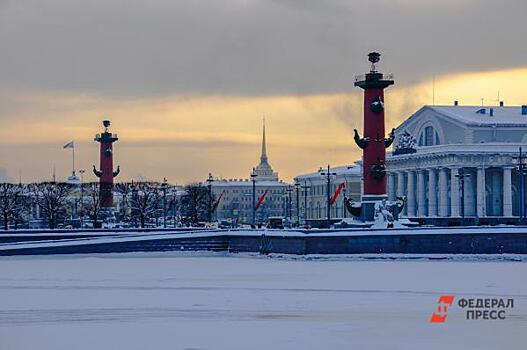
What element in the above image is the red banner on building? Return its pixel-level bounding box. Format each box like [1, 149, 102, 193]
[211, 191, 224, 212]
[255, 189, 269, 210]
[329, 182, 345, 206]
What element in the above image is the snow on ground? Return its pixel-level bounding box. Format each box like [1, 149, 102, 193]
[0, 253, 526, 350]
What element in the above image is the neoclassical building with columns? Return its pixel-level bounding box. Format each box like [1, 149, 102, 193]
[387, 104, 527, 224]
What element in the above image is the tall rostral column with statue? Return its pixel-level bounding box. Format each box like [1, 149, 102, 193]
[352, 52, 395, 221]
[93, 120, 120, 208]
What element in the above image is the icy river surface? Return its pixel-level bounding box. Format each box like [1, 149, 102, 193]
[0, 253, 526, 350]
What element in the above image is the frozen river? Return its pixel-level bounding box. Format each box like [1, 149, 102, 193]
[0, 253, 526, 349]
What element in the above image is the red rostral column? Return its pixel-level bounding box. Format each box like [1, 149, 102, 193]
[354, 52, 394, 221]
[93, 120, 120, 208]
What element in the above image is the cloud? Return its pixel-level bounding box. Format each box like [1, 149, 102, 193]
[0, 0, 525, 97]
[0, 0, 526, 183]
[1, 64, 526, 183]
[0, 89, 363, 182]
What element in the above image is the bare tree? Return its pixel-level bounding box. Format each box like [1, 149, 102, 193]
[82, 182, 103, 227]
[12, 185, 31, 230]
[31, 182, 72, 229]
[0, 183, 24, 230]
[167, 190, 178, 227]
[115, 182, 133, 224]
[180, 184, 211, 225]
[129, 182, 160, 228]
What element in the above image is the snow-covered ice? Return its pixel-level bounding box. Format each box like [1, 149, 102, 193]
[0, 253, 526, 349]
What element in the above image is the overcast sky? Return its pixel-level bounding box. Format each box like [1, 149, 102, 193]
[0, 0, 526, 182]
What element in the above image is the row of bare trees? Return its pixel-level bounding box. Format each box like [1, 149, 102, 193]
[0, 183, 26, 230]
[0, 181, 213, 230]
[1, 182, 87, 230]
[115, 181, 212, 228]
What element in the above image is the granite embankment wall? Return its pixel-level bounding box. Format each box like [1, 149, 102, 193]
[1, 227, 527, 256]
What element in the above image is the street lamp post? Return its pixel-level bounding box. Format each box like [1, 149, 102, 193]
[162, 178, 168, 228]
[513, 147, 527, 224]
[131, 179, 138, 228]
[294, 182, 300, 226]
[455, 168, 471, 226]
[319, 165, 337, 229]
[521, 153, 525, 225]
[281, 193, 288, 218]
[172, 187, 177, 228]
[79, 169, 85, 228]
[286, 185, 293, 222]
[302, 181, 310, 225]
[250, 168, 257, 226]
[342, 183, 347, 219]
[206, 173, 214, 222]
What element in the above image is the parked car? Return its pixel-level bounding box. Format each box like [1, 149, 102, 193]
[267, 216, 285, 229]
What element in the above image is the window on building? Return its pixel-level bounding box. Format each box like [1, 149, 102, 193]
[418, 126, 441, 146]
[424, 126, 434, 146]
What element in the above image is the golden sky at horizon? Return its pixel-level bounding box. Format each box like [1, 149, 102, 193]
[0, 67, 526, 184]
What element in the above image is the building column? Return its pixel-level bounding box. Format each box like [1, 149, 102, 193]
[476, 167, 486, 217]
[387, 172, 396, 201]
[397, 172, 406, 216]
[417, 170, 426, 217]
[407, 171, 416, 217]
[428, 169, 437, 217]
[503, 166, 513, 217]
[464, 170, 475, 216]
[450, 167, 460, 217]
[490, 170, 502, 216]
[396, 172, 405, 198]
[438, 168, 449, 217]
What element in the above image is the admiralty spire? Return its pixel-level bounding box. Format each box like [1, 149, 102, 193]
[252, 118, 279, 181]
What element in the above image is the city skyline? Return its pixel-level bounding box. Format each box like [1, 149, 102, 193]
[2, 2, 527, 349]
[0, 0, 526, 183]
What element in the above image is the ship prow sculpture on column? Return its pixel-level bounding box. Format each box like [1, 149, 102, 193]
[93, 120, 120, 223]
[345, 52, 408, 228]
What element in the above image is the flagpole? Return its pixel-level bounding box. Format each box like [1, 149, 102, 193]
[72, 141, 75, 175]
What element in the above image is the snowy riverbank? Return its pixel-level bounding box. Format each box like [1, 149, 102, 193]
[0, 254, 526, 349]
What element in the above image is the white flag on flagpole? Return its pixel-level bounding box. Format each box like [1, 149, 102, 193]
[63, 140, 74, 149]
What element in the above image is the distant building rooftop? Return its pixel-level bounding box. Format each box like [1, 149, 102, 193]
[294, 163, 362, 181]
[421, 105, 527, 127]
[210, 179, 288, 187]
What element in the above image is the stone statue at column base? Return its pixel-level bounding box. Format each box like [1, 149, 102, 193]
[344, 196, 413, 228]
